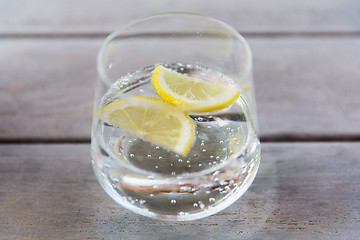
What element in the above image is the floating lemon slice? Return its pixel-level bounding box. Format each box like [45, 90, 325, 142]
[152, 65, 240, 112]
[99, 96, 194, 156]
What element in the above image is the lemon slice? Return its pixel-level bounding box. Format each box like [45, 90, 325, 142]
[152, 65, 240, 112]
[99, 96, 194, 156]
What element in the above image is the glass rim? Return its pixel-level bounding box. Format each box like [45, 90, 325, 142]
[97, 12, 253, 84]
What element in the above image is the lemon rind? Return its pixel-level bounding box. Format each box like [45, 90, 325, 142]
[152, 65, 240, 112]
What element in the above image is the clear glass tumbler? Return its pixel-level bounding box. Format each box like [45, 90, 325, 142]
[91, 12, 260, 221]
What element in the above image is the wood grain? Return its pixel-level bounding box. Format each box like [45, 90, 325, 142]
[0, 143, 359, 239]
[1, 37, 360, 139]
[0, 0, 360, 35]
[252, 37, 360, 138]
[0, 39, 98, 140]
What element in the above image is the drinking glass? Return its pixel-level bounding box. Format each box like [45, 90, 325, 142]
[91, 12, 260, 221]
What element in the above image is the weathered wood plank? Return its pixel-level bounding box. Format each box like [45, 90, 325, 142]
[0, 143, 359, 239]
[0, 0, 360, 35]
[252, 37, 360, 137]
[1, 38, 360, 139]
[0, 39, 98, 140]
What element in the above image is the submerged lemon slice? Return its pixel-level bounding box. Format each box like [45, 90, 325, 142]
[99, 96, 194, 156]
[152, 65, 240, 112]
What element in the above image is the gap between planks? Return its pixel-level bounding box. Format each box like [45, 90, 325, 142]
[1, 134, 360, 145]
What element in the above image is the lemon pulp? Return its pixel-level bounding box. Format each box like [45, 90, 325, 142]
[99, 96, 194, 156]
[152, 65, 240, 112]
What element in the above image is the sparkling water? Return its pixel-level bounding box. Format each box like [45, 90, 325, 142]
[91, 63, 260, 221]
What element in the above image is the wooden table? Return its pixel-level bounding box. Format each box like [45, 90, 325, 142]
[1, 0, 359, 239]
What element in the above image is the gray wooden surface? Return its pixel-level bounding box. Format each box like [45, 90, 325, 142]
[1, 0, 360, 35]
[1, 0, 360, 239]
[1, 143, 359, 240]
[1, 38, 360, 140]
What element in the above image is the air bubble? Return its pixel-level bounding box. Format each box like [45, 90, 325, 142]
[159, 156, 163, 160]
[171, 172, 176, 175]
[175, 154, 179, 158]
[149, 194, 154, 198]
[202, 149, 207, 152]
[197, 117, 203, 121]
[219, 140, 224, 144]
[155, 146, 160, 150]
[193, 203, 199, 207]
[209, 198, 216, 203]
[178, 159, 183, 162]
[188, 165, 191, 168]
[130, 154, 135, 158]
[210, 155, 214, 159]
[180, 186, 191, 192]
[186, 160, 191, 163]
[201, 143, 205, 146]
[216, 156, 220, 160]
[170, 199, 177, 204]
[155, 166, 158, 169]
[199, 201, 205, 209]
[139, 199, 146, 204]
[170, 163, 173, 166]
[198, 164, 202, 167]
